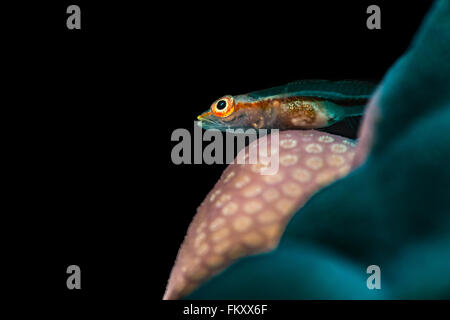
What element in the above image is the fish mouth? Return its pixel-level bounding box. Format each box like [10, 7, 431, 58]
[197, 114, 212, 122]
[197, 119, 222, 130]
[197, 114, 227, 130]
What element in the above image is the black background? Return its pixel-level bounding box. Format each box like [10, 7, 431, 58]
[10, 0, 438, 315]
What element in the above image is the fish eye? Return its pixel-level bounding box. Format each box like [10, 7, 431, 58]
[211, 95, 234, 117]
[216, 100, 227, 110]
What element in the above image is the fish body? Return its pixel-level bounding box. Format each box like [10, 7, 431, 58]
[197, 80, 376, 131]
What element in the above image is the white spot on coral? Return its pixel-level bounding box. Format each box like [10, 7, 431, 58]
[262, 188, 280, 202]
[342, 139, 356, 146]
[275, 198, 296, 214]
[305, 156, 324, 170]
[211, 228, 230, 242]
[243, 199, 263, 214]
[242, 184, 263, 197]
[222, 202, 238, 216]
[282, 182, 303, 197]
[234, 175, 251, 188]
[251, 163, 269, 174]
[209, 189, 221, 202]
[257, 210, 278, 224]
[305, 143, 323, 154]
[196, 243, 209, 256]
[214, 240, 231, 253]
[280, 154, 298, 167]
[196, 222, 207, 234]
[215, 193, 232, 208]
[331, 143, 348, 153]
[292, 168, 311, 183]
[263, 173, 284, 185]
[280, 138, 297, 149]
[194, 232, 206, 248]
[209, 217, 226, 231]
[233, 216, 253, 232]
[327, 154, 345, 167]
[223, 171, 235, 183]
[318, 135, 334, 143]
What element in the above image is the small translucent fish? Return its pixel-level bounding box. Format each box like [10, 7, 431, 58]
[197, 80, 377, 131]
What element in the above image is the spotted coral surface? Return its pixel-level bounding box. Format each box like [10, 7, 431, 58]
[164, 131, 357, 299]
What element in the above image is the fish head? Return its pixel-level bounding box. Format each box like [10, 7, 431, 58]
[197, 95, 247, 130]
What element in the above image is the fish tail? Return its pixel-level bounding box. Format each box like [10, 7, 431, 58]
[341, 104, 366, 117]
[324, 101, 366, 122]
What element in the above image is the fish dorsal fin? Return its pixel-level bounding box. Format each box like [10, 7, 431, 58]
[247, 79, 377, 101]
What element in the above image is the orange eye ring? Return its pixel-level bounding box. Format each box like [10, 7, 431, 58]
[211, 95, 234, 117]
